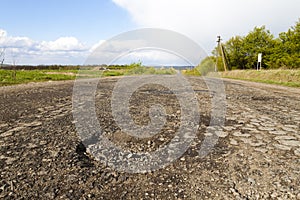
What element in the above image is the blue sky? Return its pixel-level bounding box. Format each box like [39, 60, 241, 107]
[0, 0, 299, 65]
[1, 0, 133, 44]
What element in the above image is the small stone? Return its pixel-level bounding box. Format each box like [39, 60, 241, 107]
[5, 157, 17, 165]
[40, 141, 47, 145]
[269, 131, 286, 135]
[260, 116, 272, 121]
[37, 170, 47, 176]
[250, 122, 261, 127]
[247, 178, 255, 185]
[46, 192, 55, 199]
[278, 140, 300, 147]
[274, 136, 297, 140]
[254, 148, 268, 153]
[0, 123, 8, 128]
[26, 121, 42, 127]
[229, 188, 240, 196]
[271, 192, 278, 198]
[223, 126, 235, 131]
[249, 141, 265, 147]
[233, 131, 251, 137]
[250, 119, 260, 123]
[0, 131, 13, 138]
[263, 123, 276, 127]
[237, 120, 245, 124]
[88, 194, 94, 198]
[239, 137, 252, 144]
[127, 153, 132, 158]
[281, 126, 297, 133]
[204, 132, 213, 136]
[285, 125, 298, 129]
[28, 143, 38, 149]
[294, 148, 300, 156]
[49, 150, 59, 157]
[242, 127, 257, 132]
[258, 127, 275, 131]
[229, 138, 238, 146]
[215, 131, 228, 138]
[273, 144, 292, 151]
[254, 134, 263, 140]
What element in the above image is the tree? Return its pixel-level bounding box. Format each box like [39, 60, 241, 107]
[196, 56, 215, 75]
[212, 20, 300, 69]
[224, 36, 247, 69]
[242, 26, 276, 69]
[274, 19, 300, 68]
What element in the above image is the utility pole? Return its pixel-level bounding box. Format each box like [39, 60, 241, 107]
[215, 36, 228, 72]
[214, 36, 220, 72]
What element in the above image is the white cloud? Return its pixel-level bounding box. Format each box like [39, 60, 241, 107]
[0, 29, 35, 49]
[0, 29, 92, 65]
[38, 37, 86, 52]
[112, 0, 300, 52]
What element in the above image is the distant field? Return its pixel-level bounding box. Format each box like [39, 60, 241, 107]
[0, 66, 176, 86]
[217, 69, 300, 87]
[3, 68, 298, 88]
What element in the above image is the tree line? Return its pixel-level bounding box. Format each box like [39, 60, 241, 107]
[214, 18, 300, 70]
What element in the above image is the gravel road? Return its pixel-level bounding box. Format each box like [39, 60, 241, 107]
[0, 77, 299, 199]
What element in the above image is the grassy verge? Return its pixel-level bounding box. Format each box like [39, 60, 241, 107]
[0, 66, 177, 86]
[0, 70, 77, 86]
[125, 66, 176, 75]
[217, 69, 300, 87]
[181, 68, 201, 76]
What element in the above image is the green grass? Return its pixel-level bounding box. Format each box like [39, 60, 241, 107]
[0, 66, 178, 86]
[125, 66, 176, 75]
[181, 68, 201, 76]
[3, 68, 299, 88]
[218, 69, 300, 87]
[102, 70, 125, 76]
[0, 70, 77, 86]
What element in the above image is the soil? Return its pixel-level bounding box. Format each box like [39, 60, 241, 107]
[0, 76, 299, 199]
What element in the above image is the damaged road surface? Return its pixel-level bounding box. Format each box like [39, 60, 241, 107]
[0, 77, 300, 199]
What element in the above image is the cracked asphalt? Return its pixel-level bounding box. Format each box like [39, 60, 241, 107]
[0, 77, 299, 199]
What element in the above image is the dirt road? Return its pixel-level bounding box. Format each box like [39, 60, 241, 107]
[0, 77, 299, 199]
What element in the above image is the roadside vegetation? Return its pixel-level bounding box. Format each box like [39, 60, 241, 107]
[216, 19, 300, 70]
[0, 62, 176, 86]
[0, 69, 77, 86]
[1, 20, 299, 87]
[218, 69, 300, 87]
[183, 19, 300, 87]
[124, 63, 176, 75]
